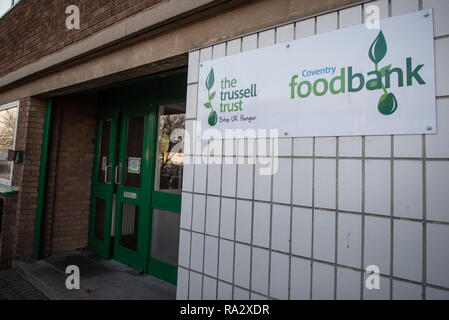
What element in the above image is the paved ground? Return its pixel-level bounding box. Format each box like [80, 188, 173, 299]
[13, 250, 176, 300]
[0, 269, 47, 300]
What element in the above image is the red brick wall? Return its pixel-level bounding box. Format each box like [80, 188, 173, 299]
[0, 0, 162, 78]
[42, 94, 97, 256]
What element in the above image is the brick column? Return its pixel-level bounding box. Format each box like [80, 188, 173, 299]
[10, 97, 46, 261]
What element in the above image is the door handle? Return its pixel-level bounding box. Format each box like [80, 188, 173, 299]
[104, 164, 112, 185]
[115, 163, 122, 185]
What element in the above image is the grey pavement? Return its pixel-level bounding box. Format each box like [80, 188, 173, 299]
[0, 269, 47, 300]
[13, 250, 176, 300]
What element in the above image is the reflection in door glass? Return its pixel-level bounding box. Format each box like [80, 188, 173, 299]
[120, 203, 139, 251]
[94, 198, 106, 241]
[150, 209, 180, 265]
[124, 117, 144, 188]
[98, 120, 111, 183]
[155, 104, 185, 193]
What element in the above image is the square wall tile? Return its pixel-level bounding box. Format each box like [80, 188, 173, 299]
[199, 46, 212, 62]
[393, 220, 422, 282]
[192, 194, 206, 233]
[365, 136, 391, 158]
[312, 262, 334, 300]
[339, 5, 362, 28]
[194, 163, 207, 193]
[226, 38, 241, 55]
[290, 257, 311, 300]
[205, 196, 220, 236]
[293, 137, 313, 156]
[338, 159, 362, 212]
[316, 12, 337, 34]
[178, 230, 191, 268]
[234, 288, 250, 300]
[270, 252, 289, 299]
[339, 136, 362, 157]
[365, 160, 391, 216]
[423, 0, 449, 37]
[253, 202, 271, 248]
[276, 24, 294, 44]
[295, 18, 315, 39]
[207, 162, 221, 195]
[218, 239, 234, 282]
[314, 159, 336, 209]
[187, 51, 199, 84]
[364, 0, 388, 19]
[186, 83, 198, 119]
[254, 158, 272, 201]
[291, 207, 312, 257]
[182, 162, 194, 191]
[392, 280, 422, 300]
[176, 267, 189, 299]
[189, 271, 202, 300]
[217, 281, 233, 300]
[394, 135, 422, 158]
[234, 243, 251, 289]
[394, 160, 423, 219]
[337, 213, 362, 269]
[258, 29, 275, 48]
[251, 292, 268, 300]
[190, 233, 204, 272]
[426, 98, 449, 158]
[313, 210, 336, 263]
[180, 192, 193, 229]
[277, 138, 292, 156]
[251, 247, 270, 295]
[273, 158, 292, 204]
[315, 137, 336, 156]
[435, 38, 449, 97]
[337, 267, 361, 300]
[426, 223, 449, 288]
[363, 274, 390, 300]
[203, 276, 217, 300]
[364, 216, 391, 274]
[237, 163, 253, 199]
[426, 287, 449, 300]
[236, 200, 252, 244]
[204, 236, 218, 277]
[391, 0, 419, 15]
[271, 205, 291, 253]
[212, 42, 226, 59]
[242, 34, 258, 52]
[220, 198, 235, 240]
[292, 159, 313, 206]
[222, 162, 236, 197]
[426, 161, 449, 223]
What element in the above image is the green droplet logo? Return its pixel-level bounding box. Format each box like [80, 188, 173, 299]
[369, 31, 387, 64]
[204, 68, 217, 126]
[208, 111, 218, 126]
[378, 92, 398, 115]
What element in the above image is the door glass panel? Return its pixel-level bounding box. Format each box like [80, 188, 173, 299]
[155, 104, 185, 193]
[97, 119, 111, 183]
[94, 198, 106, 241]
[150, 209, 180, 265]
[120, 203, 139, 251]
[124, 117, 144, 188]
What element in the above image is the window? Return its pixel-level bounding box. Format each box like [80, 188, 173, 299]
[154, 104, 186, 193]
[0, 101, 19, 185]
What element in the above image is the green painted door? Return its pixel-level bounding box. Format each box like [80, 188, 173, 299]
[112, 104, 153, 271]
[88, 109, 118, 259]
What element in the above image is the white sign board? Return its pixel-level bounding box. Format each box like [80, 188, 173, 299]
[197, 10, 436, 138]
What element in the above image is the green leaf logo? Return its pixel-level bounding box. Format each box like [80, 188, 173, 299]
[379, 64, 392, 77]
[369, 31, 387, 64]
[208, 111, 218, 126]
[206, 68, 215, 90]
[378, 92, 398, 115]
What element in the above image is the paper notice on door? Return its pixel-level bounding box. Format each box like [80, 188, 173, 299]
[101, 156, 107, 171]
[128, 157, 141, 174]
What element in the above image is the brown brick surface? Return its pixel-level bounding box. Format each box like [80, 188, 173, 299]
[0, 0, 162, 78]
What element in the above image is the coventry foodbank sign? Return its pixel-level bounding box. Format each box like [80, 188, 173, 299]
[197, 10, 436, 138]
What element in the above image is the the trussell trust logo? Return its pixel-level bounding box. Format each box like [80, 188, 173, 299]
[289, 30, 426, 115]
[203, 68, 258, 127]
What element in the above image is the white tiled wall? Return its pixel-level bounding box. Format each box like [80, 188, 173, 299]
[177, 0, 449, 300]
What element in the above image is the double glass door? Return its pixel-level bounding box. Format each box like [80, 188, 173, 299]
[88, 99, 185, 285]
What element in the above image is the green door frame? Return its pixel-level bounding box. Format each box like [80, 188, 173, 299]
[87, 69, 187, 285]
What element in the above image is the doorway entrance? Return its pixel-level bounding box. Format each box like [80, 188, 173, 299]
[87, 71, 187, 285]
